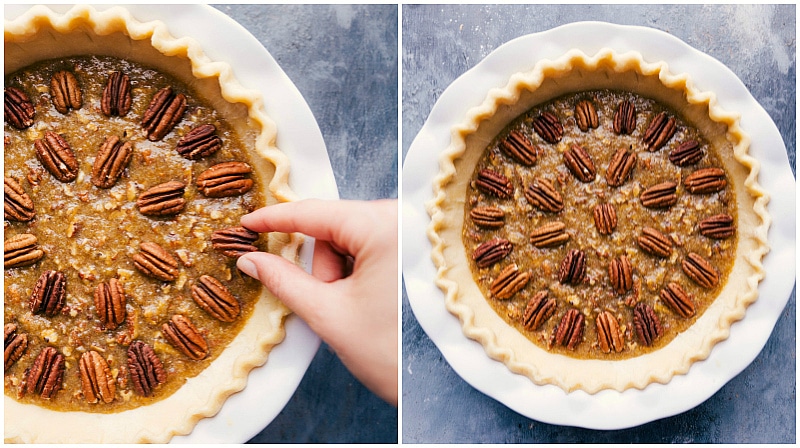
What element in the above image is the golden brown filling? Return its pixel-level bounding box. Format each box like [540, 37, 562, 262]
[4, 56, 267, 411]
[463, 89, 737, 360]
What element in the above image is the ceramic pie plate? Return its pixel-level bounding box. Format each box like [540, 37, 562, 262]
[4, 4, 337, 443]
[402, 21, 795, 429]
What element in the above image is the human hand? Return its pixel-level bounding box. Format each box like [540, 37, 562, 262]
[235, 199, 398, 406]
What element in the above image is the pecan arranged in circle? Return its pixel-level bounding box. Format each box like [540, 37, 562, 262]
[127, 340, 167, 397]
[4, 86, 36, 129]
[559, 249, 586, 285]
[669, 140, 704, 166]
[499, 130, 539, 166]
[660, 282, 696, 318]
[191, 275, 241, 322]
[4, 233, 45, 269]
[563, 144, 596, 183]
[136, 181, 187, 216]
[636, 227, 672, 258]
[613, 100, 636, 135]
[608, 255, 633, 295]
[550, 308, 585, 350]
[490, 264, 531, 300]
[94, 278, 126, 330]
[633, 302, 663, 346]
[684, 167, 726, 194]
[4, 177, 35, 222]
[593, 203, 617, 235]
[101, 71, 132, 117]
[141, 86, 187, 141]
[682, 252, 719, 289]
[472, 238, 513, 268]
[574, 99, 599, 132]
[596, 311, 624, 354]
[643, 111, 677, 151]
[529, 221, 570, 248]
[532, 111, 563, 144]
[606, 148, 637, 187]
[50, 70, 82, 114]
[469, 206, 505, 228]
[5, 323, 28, 370]
[91, 136, 133, 188]
[162, 314, 209, 360]
[29, 270, 66, 317]
[25, 346, 65, 399]
[176, 124, 223, 160]
[133, 242, 179, 282]
[211, 226, 259, 258]
[640, 181, 678, 209]
[34, 131, 79, 182]
[525, 178, 563, 213]
[196, 161, 254, 198]
[475, 168, 513, 199]
[698, 213, 735, 239]
[79, 350, 116, 404]
[521, 291, 556, 331]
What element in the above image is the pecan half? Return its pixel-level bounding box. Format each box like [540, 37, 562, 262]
[643, 111, 677, 151]
[211, 226, 259, 258]
[176, 124, 223, 160]
[499, 130, 539, 166]
[490, 264, 531, 300]
[25, 346, 65, 399]
[613, 100, 636, 135]
[698, 213, 735, 239]
[682, 252, 719, 289]
[101, 71, 132, 117]
[524, 178, 563, 213]
[559, 249, 586, 285]
[469, 206, 505, 228]
[633, 302, 662, 346]
[532, 111, 563, 144]
[475, 168, 513, 199]
[34, 131, 79, 182]
[684, 167, 726, 194]
[79, 350, 116, 404]
[606, 148, 637, 187]
[50, 70, 82, 114]
[141, 86, 187, 141]
[5, 323, 28, 370]
[574, 99, 599, 132]
[191, 275, 241, 322]
[660, 282, 696, 318]
[636, 227, 672, 258]
[4, 86, 36, 129]
[669, 140, 704, 166]
[472, 238, 513, 268]
[162, 314, 209, 360]
[91, 136, 133, 188]
[521, 291, 556, 331]
[127, 340, 167, 397]
[4, 233, 45, 269]
[640, 181, 678, 209]
[596, 311, 624, 354]
[196, 161, 254, 198]
[563, 144, 596, 183]
[4, 177, 35, 221]
[136, 181, 187, 216]
[593, 203, 617, 235]
[94, 278, 126, 330]
[29, 270, 67, 317]
[133, 242, 179, 281]
[550, 308, 585, 350]
[608, 255, 633, 295]
[529, 221, 570, 248]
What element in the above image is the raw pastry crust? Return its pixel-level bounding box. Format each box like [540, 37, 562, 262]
[4, 5, 302, 442]
[426, 48, 770, 393]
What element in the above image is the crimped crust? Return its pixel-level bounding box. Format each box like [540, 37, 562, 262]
[426, 48, 770, 393]
[4, 5, 301, 442]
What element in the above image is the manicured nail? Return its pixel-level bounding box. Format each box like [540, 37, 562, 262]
[236, 255, 257, 279]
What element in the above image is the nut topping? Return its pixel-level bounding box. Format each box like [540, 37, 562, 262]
[136, 181, 187, 216]
[5, 323, 28, 370]
[500, 130, 539, 166]
[490, 264, 531, 300]
[94, 278, 126, 330]
[563, 144, 596, 183]
[682, 252, 720, 289]
[101, 71, 132, 117]
[162, 314, 209, 360]
[529, 221, 570, 248]
[211, 226, 259, 258]
[608, 255, 633, 295]
[550, 308, 585, 350]
[669, 140, 704, 166]
[91, 136, 133, 188]
[559, 249, 586, 285]
[605, 148, 637, 187]
[633, 302, 662, 346]
[4, 177, 35, 221]
[475, 168, 513, 199]
[191, 275, 241, 322]
[640, 181, 678, 209]
[470, 206, 505, 228]
[532, 111, 563, 144]
[684, 167, 726, 194]
[196, 161, 254, 198]
[574, 99, 599, 132]
[176, 124, 223, 160]
[660, 282, 696, 318]
[127, 340, 167, 397]
[141, 86, 187, 141]
[50, 70, 82, 114]
[596, 311, 624, 354]
[29, 270, 67, 317]
[133, 242, 179, 282]
[643, 111, 677, 151]
[4, 86, 35, 129]
[698, 213, 735, 239]
[4, 233, 45, 269]
[34, 131, 79, 182]
[79, 351, 116, 404]
[25, 346, 66, 399]
[593, 203, 617, 235]
[521, 291, 556, 331]
[613, 100, 636, 135]
[472, 238, 513, 268]
[636, 227, 672, 258]
[524, 178, 564, 213]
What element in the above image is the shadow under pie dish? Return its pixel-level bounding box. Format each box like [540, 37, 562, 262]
[426, 48, 770, 393]
[4, 5, 303, 443]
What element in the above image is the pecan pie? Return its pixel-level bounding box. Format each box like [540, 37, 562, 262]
[427, 49, 770, 393]
[5, 5, 301, 443]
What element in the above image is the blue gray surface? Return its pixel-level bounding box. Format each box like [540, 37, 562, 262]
[402, 4, 795, 444]
[211, 4, 398, 443]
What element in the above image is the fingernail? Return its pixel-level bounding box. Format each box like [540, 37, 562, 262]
[236, 255, 258, 279]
